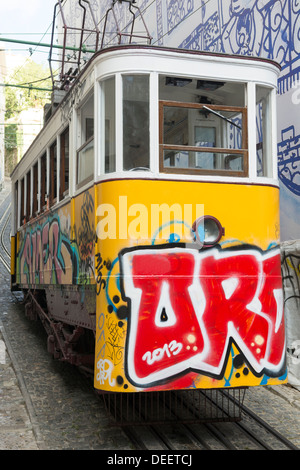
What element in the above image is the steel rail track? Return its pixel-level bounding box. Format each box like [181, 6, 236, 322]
[119, 407, 299, 451]
[104, 387, 299, 451]
[221, 389, 299, 450]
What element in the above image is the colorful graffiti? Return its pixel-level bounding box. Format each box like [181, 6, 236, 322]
[73, 190, 96, 285]
[18, 216, 77, 286]
[17, 191, 97, 287]
[119, 244, 286, 388]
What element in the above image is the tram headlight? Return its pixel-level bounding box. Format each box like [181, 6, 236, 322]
[192, 216, 224, 247]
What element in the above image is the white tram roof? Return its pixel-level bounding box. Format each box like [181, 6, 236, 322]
[91, 44, 280, 81]
[10, 45, 280, 181]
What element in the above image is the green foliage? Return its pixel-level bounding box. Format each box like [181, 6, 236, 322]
[4, 123, 18, 150]
[5, 59, 52, 120]
[4, 59, 52, 162]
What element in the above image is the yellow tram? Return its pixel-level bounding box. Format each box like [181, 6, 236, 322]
[10, 45, 286, 398]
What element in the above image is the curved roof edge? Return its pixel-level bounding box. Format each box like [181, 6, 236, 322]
[92, 44, 281, 71]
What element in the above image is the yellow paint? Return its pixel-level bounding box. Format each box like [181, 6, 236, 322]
[13, 178, 285, 392]
[94, 179, 286, 392]
[73, 187, 96, 285]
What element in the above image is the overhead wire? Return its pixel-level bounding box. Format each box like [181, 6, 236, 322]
[5, 2, 61, 83]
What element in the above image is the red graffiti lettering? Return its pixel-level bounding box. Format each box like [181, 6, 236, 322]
[120, 246, 285, 387]
[129, 250, 205, 381]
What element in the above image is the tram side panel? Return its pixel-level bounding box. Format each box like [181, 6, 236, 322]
[14, 188, 97, 288]
[15, 202, 74, 286]
[11, 178, 287, 392]
[13, 187, 97, 331]
[94, 179, 287, 393]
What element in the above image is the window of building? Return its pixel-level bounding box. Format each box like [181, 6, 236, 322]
[77, 92, 94, 188]
[60, 127, 69, 199]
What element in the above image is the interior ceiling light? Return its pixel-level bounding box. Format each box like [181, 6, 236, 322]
[165, 77, 192, 87]
[196, 80, 225, 91]
[192, 215, 225, 247]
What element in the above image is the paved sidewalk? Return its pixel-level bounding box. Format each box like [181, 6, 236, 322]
[0, 178, 41, 449]
[0, 324, 40, 450]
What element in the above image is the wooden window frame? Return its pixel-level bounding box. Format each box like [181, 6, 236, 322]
[159, 100, 248, 177]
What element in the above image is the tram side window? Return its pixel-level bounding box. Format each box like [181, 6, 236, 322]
[50, 140, 57, 206]
[159, 76, 247, 176]
[123, 75, 150, 171]
[102, 77, 115, 173]
[14, 181, 18, 231]
[77, 93, 94, 188]
[33, 162, 38, 215]
[60, 127, 69, 199]
[40, 153, 47, 211]
[26, 171, 31, 220]
[20, 178, 24, 226]
[256, 86, 272, 177]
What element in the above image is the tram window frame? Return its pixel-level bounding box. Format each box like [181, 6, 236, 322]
[77, 136, 94, 188]
[60, 126, 69, 199]
[49, 140, 57, 206]
[122, 74, 150, 171]
[26, 170, 31, 220]
[40, 152, 47, 211]
[76, 92, 94, 189]
[256, 85, 272, 177]
[33, 162, 38, 216]
[101, 76, 116, 174]
[20, 177, 25, 226]
[159, 100, 248, 177]
[14, 181, 18, 231]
